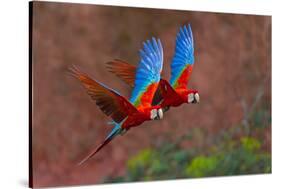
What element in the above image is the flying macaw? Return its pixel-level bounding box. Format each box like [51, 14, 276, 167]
[106, 24, 199, 112]
[69, 38, 164, 165]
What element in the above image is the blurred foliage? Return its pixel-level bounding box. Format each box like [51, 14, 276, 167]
[185, 156, 218, 177]
[104, 107, 271, 183]
[250, 109, 271, 129]
[185, 136, 270, 177]
[240, 137, 261, 151]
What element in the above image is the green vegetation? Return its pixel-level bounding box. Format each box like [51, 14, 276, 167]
[103, 108, 271, 183]
[185, 136, 270, 177]
[185, 155, 219, 177]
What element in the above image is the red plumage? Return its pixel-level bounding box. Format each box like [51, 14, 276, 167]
[69, 65, 162, 164]
[106, 60, 199, 111]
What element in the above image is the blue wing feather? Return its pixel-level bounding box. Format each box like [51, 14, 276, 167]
[130, 38, 163, 106]
[170, 24, 195, 86]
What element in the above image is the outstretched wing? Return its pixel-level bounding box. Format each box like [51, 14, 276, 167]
[106, 59, 136, 88]
[170, 24, 194, 91]
[129, 38, 163, 109]
[69, 65, 138, 123]
[106, 59, 164, 106]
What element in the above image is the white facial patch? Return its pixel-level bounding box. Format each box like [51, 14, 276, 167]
[150, 109, 158, 120]
[188, 93, 194, 103]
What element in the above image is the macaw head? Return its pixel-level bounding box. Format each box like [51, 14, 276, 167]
[187, 90, 200, 104]
[150, 107, 164, 120]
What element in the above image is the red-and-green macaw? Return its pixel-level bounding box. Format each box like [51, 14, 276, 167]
[69, 38, 164, 165]
[107, 24, 199, 112]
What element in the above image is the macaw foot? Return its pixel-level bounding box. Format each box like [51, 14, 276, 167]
[120, 129, 127, 136]
[163, 106, 170, 112]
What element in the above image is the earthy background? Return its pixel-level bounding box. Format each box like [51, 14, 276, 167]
[31, 1, 271, 187]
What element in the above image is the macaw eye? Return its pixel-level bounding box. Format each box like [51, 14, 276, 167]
[187, 93, 194, 103]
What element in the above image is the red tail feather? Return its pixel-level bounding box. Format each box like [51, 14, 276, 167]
[77, 137, 113, 165]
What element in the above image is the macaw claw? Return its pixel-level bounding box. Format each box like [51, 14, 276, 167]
[120, 129, 127, 136]
[163, 106, 170, 112]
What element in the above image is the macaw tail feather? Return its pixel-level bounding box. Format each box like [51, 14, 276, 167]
[78, 124, 122, 165]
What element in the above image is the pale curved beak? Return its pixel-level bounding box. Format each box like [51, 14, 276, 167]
[194, 93, 200, 103]
[158, 108, 163, 120]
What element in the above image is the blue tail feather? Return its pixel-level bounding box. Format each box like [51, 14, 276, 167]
[78, 123, 122, 165]
[105, 123, 122, 140]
